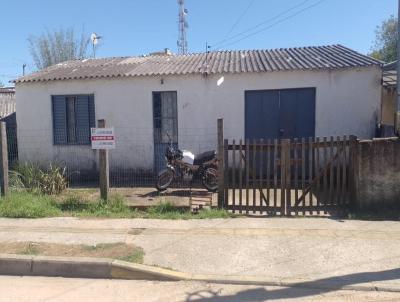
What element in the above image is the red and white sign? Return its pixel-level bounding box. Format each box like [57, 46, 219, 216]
[91, 127, 115, 149]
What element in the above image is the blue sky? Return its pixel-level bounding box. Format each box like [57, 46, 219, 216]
[0, 0, 396, 85]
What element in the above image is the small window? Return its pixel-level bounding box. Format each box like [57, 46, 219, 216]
[52, 95, 95, 145]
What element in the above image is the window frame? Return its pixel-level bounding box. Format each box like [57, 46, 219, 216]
[51, 94, 95, 146]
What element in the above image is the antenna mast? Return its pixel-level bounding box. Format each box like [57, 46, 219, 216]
[177, 0, 188, 54]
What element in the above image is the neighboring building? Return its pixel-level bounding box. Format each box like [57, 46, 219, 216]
[14, 44, 382, 174]
[0, 87, 16, 121]
[0, 87, 17, 164]
[381, 61, 397, 136]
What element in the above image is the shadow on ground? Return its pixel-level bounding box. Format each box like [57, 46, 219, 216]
[185, 268, 400, 301]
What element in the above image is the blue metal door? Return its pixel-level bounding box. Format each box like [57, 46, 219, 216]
[153, 91, 178, 174]
[245, 88, 315, 140]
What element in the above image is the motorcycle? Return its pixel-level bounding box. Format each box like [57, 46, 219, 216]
[156, 135, 218, 192]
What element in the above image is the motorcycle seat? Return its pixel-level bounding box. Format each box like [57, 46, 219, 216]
[193, 150, 216, 165]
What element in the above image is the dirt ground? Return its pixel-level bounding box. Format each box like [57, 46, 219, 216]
[0, 242, 143, 263]
[62, 187, 217, 207]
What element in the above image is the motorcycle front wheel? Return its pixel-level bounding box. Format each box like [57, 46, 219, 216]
[156, 169, 174, 191]
[202, 166, 218, 192]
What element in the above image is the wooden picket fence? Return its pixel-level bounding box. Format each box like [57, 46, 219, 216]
[218, 134, 357, 216]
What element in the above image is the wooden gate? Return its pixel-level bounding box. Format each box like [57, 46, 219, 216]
[221, 136, 357, 216]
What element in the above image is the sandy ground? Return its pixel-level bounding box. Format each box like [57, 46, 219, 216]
[66, 187, 217, 207]
[0, 242, 142, 261]
[0, 276, 399, 302]
[0, 217, 400, 291]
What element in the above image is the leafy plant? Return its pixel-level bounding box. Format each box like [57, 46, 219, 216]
[11, 162, 68, 195]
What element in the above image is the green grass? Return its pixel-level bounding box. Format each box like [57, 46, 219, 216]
[81, 243, 122, 251]
[18, 243, 41, 256]
[0, 191, 234, 219]
[0, 191, 61, 218]
[115, 249, 145, 264]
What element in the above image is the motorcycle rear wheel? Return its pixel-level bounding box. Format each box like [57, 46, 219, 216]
[156, 169, 174, 191]
[202, 166, 218, 192]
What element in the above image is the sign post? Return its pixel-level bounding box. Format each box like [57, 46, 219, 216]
[92, 120, 115, 200]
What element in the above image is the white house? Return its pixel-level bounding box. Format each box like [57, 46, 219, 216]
[14, 44, 382, 175]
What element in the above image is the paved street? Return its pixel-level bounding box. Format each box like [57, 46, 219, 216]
[1, 276, 399, 302]
[0, 217, 400, 292]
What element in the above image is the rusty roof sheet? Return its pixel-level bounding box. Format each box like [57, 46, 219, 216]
[15, 45, 382, 83]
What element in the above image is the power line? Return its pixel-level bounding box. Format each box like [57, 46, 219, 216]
[212, 0, 314, 49]
[214, 0, 328, 50]
[224, 0, 257, 38]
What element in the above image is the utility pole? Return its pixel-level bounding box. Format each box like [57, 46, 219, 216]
[396, 0, 400, 134]
[22, 64, 26, 76]
[177, 0, 188, 54]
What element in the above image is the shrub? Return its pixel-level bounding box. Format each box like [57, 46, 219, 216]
[11, 162, 68, 195]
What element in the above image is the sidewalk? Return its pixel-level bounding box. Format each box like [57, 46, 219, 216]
[0, 217, 400, 291]
[2, 276, 400, 302]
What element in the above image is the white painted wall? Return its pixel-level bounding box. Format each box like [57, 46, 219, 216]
[15, 66, 382, 171]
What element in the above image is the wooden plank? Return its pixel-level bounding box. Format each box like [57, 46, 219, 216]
[348, 135, 358, 208]
[232, 139, 236, 213]
[227, 141, 335, 151]
[342, 135, 347, 205]
[294, 138, 299, 216]
[226, 204, 340, 213]
[286, 139, 291, 216]
[259, 139, 264, 214]
[329, 136, 334, 206]
[323, 137, 328, 214]
[0, 122, 8, 196]
[266, 139, 271, 210]
[315, 137, 320, 214]
[245, 139, 250, 214]
[273, 139, 278, 214]
[98, 119, 109, 201]
[308, 137, 313, 215]
[239, 139, 243, 214]
[336, 136, 341, 206]
[224, 139, 229, 209]
[281, 139, 290, 216]
[217, 119, 224, 208]
[252, 138, 257, 214]
[301, 137, 306, 216]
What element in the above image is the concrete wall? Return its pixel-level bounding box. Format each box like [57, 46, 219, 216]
[15, 66, 382, 171]
[354, 138, 400, 210]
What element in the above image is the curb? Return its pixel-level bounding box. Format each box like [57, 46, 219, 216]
[0, 254, 399, 293]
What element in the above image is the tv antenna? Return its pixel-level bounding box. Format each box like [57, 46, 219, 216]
[91, 33, 102, 58]
[177, 0, 188, 54]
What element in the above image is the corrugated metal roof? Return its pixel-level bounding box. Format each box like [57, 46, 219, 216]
[0, 91, 15, 118]
[15, 45, 382, 83]
[0, 87, 15, 93]
[382, 61, 397, 87]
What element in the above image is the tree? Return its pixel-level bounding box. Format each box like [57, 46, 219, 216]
[28, 27, 90, 70]
[370, 15, 397, 63]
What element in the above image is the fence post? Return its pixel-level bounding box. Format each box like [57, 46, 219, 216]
[217, 118, 224, 208]
[98, 119, 109, 201]
[0, 122, 8, 196]
[280, 139, 290, 216]
[349, 135, 358, 210]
